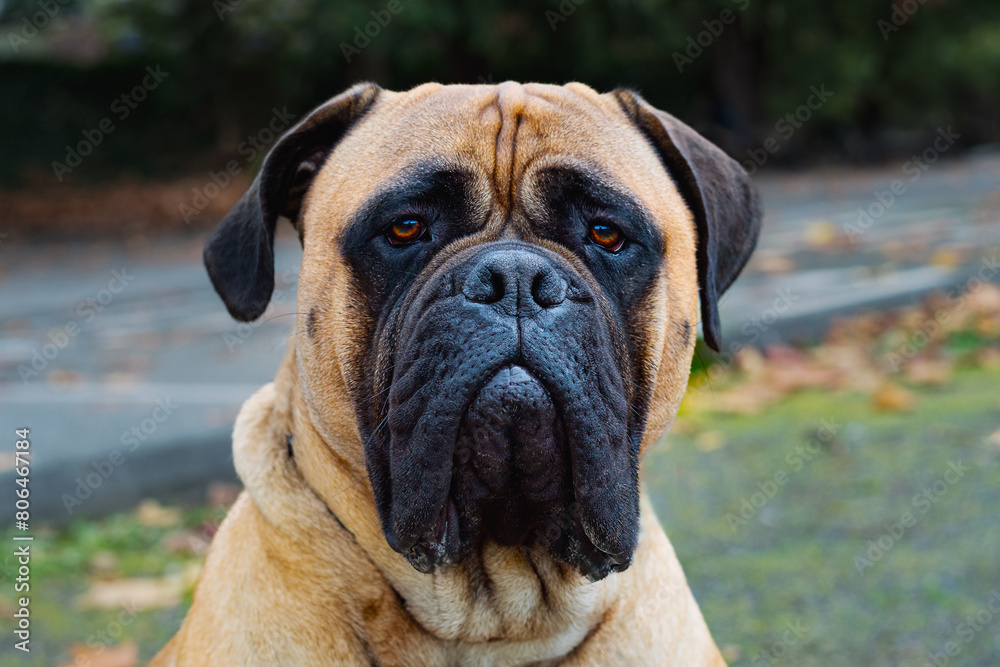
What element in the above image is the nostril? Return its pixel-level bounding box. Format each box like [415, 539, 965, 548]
[463, 266, 505, 304]
[532, 270, 567, 308]
[488, 271, 505, 304]
[462, 249, 567, 311]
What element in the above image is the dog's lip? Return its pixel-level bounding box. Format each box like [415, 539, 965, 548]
[402, 496, 461, 573]
[419, 364, 632, 557]
[380, 328, 637, 577]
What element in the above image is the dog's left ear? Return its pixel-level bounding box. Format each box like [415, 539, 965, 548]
[613, 89, 761, 352]
[204, 82, 382, 321]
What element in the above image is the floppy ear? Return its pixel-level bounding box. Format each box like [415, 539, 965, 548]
[204, 82, 382, 321]
[613, 89, 761, 352]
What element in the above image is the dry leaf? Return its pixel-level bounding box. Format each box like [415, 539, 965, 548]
[965, 283, 1000, 312]
[76, 563, 200, 611]
[77, 577, 183, 611]
[59, 642, 138, 667]
[89, 551, 119, 576]
[162, 528, 212, 556]
[721, 644, 742, 663]
[735, 347, 766, 378]
[135, 499, 182, 528]
[696, 431, 726, 452]
[207, 481, 241, 509]
[929, 249, 963, 268]
[976, 313, 1000, 337]
[804, 220, 839, 248]
[904, 358, 954, 386]
[755, 254, 796, 274]
[47, 369, 82, 387]
[872, 383, 916, 412]
[696, 384, 785, 415]
[976, 348, 1000, 369]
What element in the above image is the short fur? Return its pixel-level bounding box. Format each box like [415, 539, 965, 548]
[153, 81, 760, 666]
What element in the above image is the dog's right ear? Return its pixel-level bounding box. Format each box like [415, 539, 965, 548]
[204, 82, 381, 321]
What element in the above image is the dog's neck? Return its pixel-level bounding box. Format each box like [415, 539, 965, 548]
[234, 345, 619, 661]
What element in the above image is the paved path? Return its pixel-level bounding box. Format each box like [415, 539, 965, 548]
[2, 153, 999, 523]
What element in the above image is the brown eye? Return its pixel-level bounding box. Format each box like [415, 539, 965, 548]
[587, 221, 626, 253]
[386, 217, 428, 246]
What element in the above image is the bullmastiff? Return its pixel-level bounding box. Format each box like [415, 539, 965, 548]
[153, 81, 760, 666]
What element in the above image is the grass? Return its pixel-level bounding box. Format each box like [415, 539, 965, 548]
[2, 366, 998, 665]
[651, 362, 1000, 666]
[0, 507, 221, 665]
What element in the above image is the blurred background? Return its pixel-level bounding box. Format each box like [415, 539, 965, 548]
[0, 0, 999, 665]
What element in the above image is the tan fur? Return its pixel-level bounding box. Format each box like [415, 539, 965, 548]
[153, 83, 725, 666]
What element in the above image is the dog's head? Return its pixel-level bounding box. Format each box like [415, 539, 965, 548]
[205, 82, 760, 581]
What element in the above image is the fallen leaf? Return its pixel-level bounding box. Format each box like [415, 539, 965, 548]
[976, 348, 1000, 369]
[162, 528, 212, 556]
[987, 429, 1000, 448]
[721, 645, 742, 663]
[207, 481, 241, 509]
[872, 383, 916, 412]
[976, 313, 1000, 337]
[903, 358, 954, 386]
[688, 383, 785, 416]
[77, 577, 183, 611]
[59, 642, 138, 667]
[964, 283, 1000, 312]
[929, 249, 963, 268]
[804, 220, 839, 248]
[735, 347, 766, 378]
[755, 254, 796, 275]
[75, 562, 200, 611]
[89, 551, 119, 576]
[46, 369, 82, 387]
[695, 431, 726, 452]
[135, 499, 182, 528]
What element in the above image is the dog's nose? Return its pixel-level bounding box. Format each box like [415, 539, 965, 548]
[461, 248, 567, 316]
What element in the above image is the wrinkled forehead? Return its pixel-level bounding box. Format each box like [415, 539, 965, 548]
[305, 82, 689, 237]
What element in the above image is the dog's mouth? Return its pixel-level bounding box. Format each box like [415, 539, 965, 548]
[395, 363, 633, 581]
[363, 243, 641, 581]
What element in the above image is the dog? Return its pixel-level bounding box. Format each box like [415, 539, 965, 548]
[151, 81, 760, 666]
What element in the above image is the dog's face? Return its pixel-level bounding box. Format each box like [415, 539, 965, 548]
[205, 82, 759, 581]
